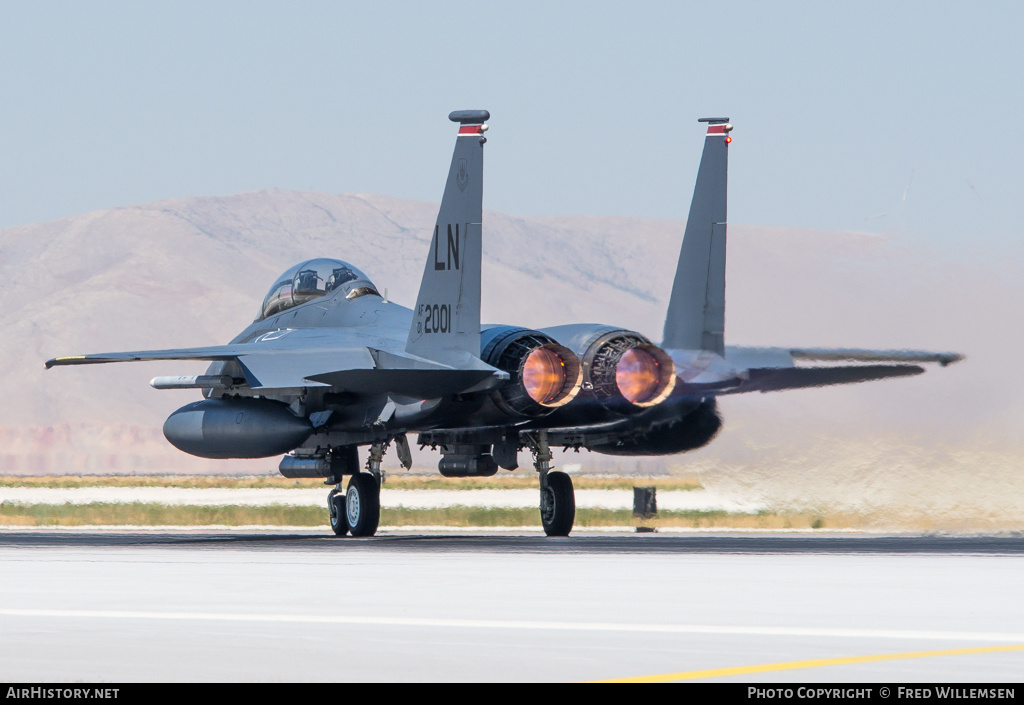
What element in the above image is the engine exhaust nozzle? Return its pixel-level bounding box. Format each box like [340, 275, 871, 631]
[614, 344, 676, 407]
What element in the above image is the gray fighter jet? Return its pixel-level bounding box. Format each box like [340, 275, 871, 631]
[47, 111, 961, 537]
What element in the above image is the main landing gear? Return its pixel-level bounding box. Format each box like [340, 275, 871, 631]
[328, 487, 348, 536]
[528, 430, 575, 537]
[326, 442, 384, 538]
[345, 472, 380, 537]
[325, 434, 576, 538]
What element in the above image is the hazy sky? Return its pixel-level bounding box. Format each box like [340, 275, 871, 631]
[1, 1, 1020, 252]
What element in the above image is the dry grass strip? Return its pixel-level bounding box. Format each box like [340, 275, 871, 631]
[0, 474, 703, 491]
[0, 502, 838, 529]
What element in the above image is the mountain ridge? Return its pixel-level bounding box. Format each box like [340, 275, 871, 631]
[1, 190, 1017, 490]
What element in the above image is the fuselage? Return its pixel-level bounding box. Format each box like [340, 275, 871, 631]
[186, 257, 725, 462]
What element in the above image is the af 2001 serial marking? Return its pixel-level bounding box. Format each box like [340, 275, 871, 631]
[417, 303, 453, 334]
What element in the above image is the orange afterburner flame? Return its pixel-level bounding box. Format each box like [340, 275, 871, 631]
[616, 348, 662, 404]
[522, 348, 566, 404]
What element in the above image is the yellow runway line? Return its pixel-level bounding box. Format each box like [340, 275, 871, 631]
[599, 643, 1024, 683]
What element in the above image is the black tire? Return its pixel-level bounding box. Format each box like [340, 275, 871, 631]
[346, 473, 381, 537]
[541, 471, 575, 537]
[328, 489, 348, 536]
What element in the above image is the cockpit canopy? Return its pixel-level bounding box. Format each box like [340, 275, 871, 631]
[258, 258, 379, 320]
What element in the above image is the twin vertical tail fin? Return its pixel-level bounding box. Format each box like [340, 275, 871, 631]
[407, 111, 722, 363]
[661, 118, 732, 354]
[406, 110, 489, 364]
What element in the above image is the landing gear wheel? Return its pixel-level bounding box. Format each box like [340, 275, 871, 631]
[346, 473, 381, 537]
[328, 488, 348, 536]
[541, 471, 575, 537]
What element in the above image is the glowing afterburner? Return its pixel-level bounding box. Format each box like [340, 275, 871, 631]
[613, 344, 676, 407]
[523, 347, 567, 404]
[481, 327, 583, 418]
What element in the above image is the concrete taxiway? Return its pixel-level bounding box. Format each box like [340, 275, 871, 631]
[1, 532, 1022, 682]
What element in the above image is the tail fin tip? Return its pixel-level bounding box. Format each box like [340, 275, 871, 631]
[449, 110, 490, 123]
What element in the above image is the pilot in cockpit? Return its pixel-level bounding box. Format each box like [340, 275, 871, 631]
[325, 266, 358, 293]
[294, 268, 322, 296]
[258, 259, 379, 321]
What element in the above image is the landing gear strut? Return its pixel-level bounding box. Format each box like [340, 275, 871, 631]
[346, 441, 385, 537]
[323, 443, 383, 537]
[324, 446, 359, 537]
[528, 430, 575, 537]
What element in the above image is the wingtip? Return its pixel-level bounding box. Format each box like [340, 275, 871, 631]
[44, 355, 88, 369]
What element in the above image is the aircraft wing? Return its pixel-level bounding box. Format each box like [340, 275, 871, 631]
[46, 345, 265, 368]
[46, 344, 506, 396]
[787, 348, 963, 366]
[43, 326, 380, 369]
[718, 363, 924, 394]
[711, 345, 963, 395]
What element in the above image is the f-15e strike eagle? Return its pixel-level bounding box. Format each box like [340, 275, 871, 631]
[46, 110, 962, 537]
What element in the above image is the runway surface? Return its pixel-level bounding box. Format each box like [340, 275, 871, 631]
[2, 531, 1022, 682]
